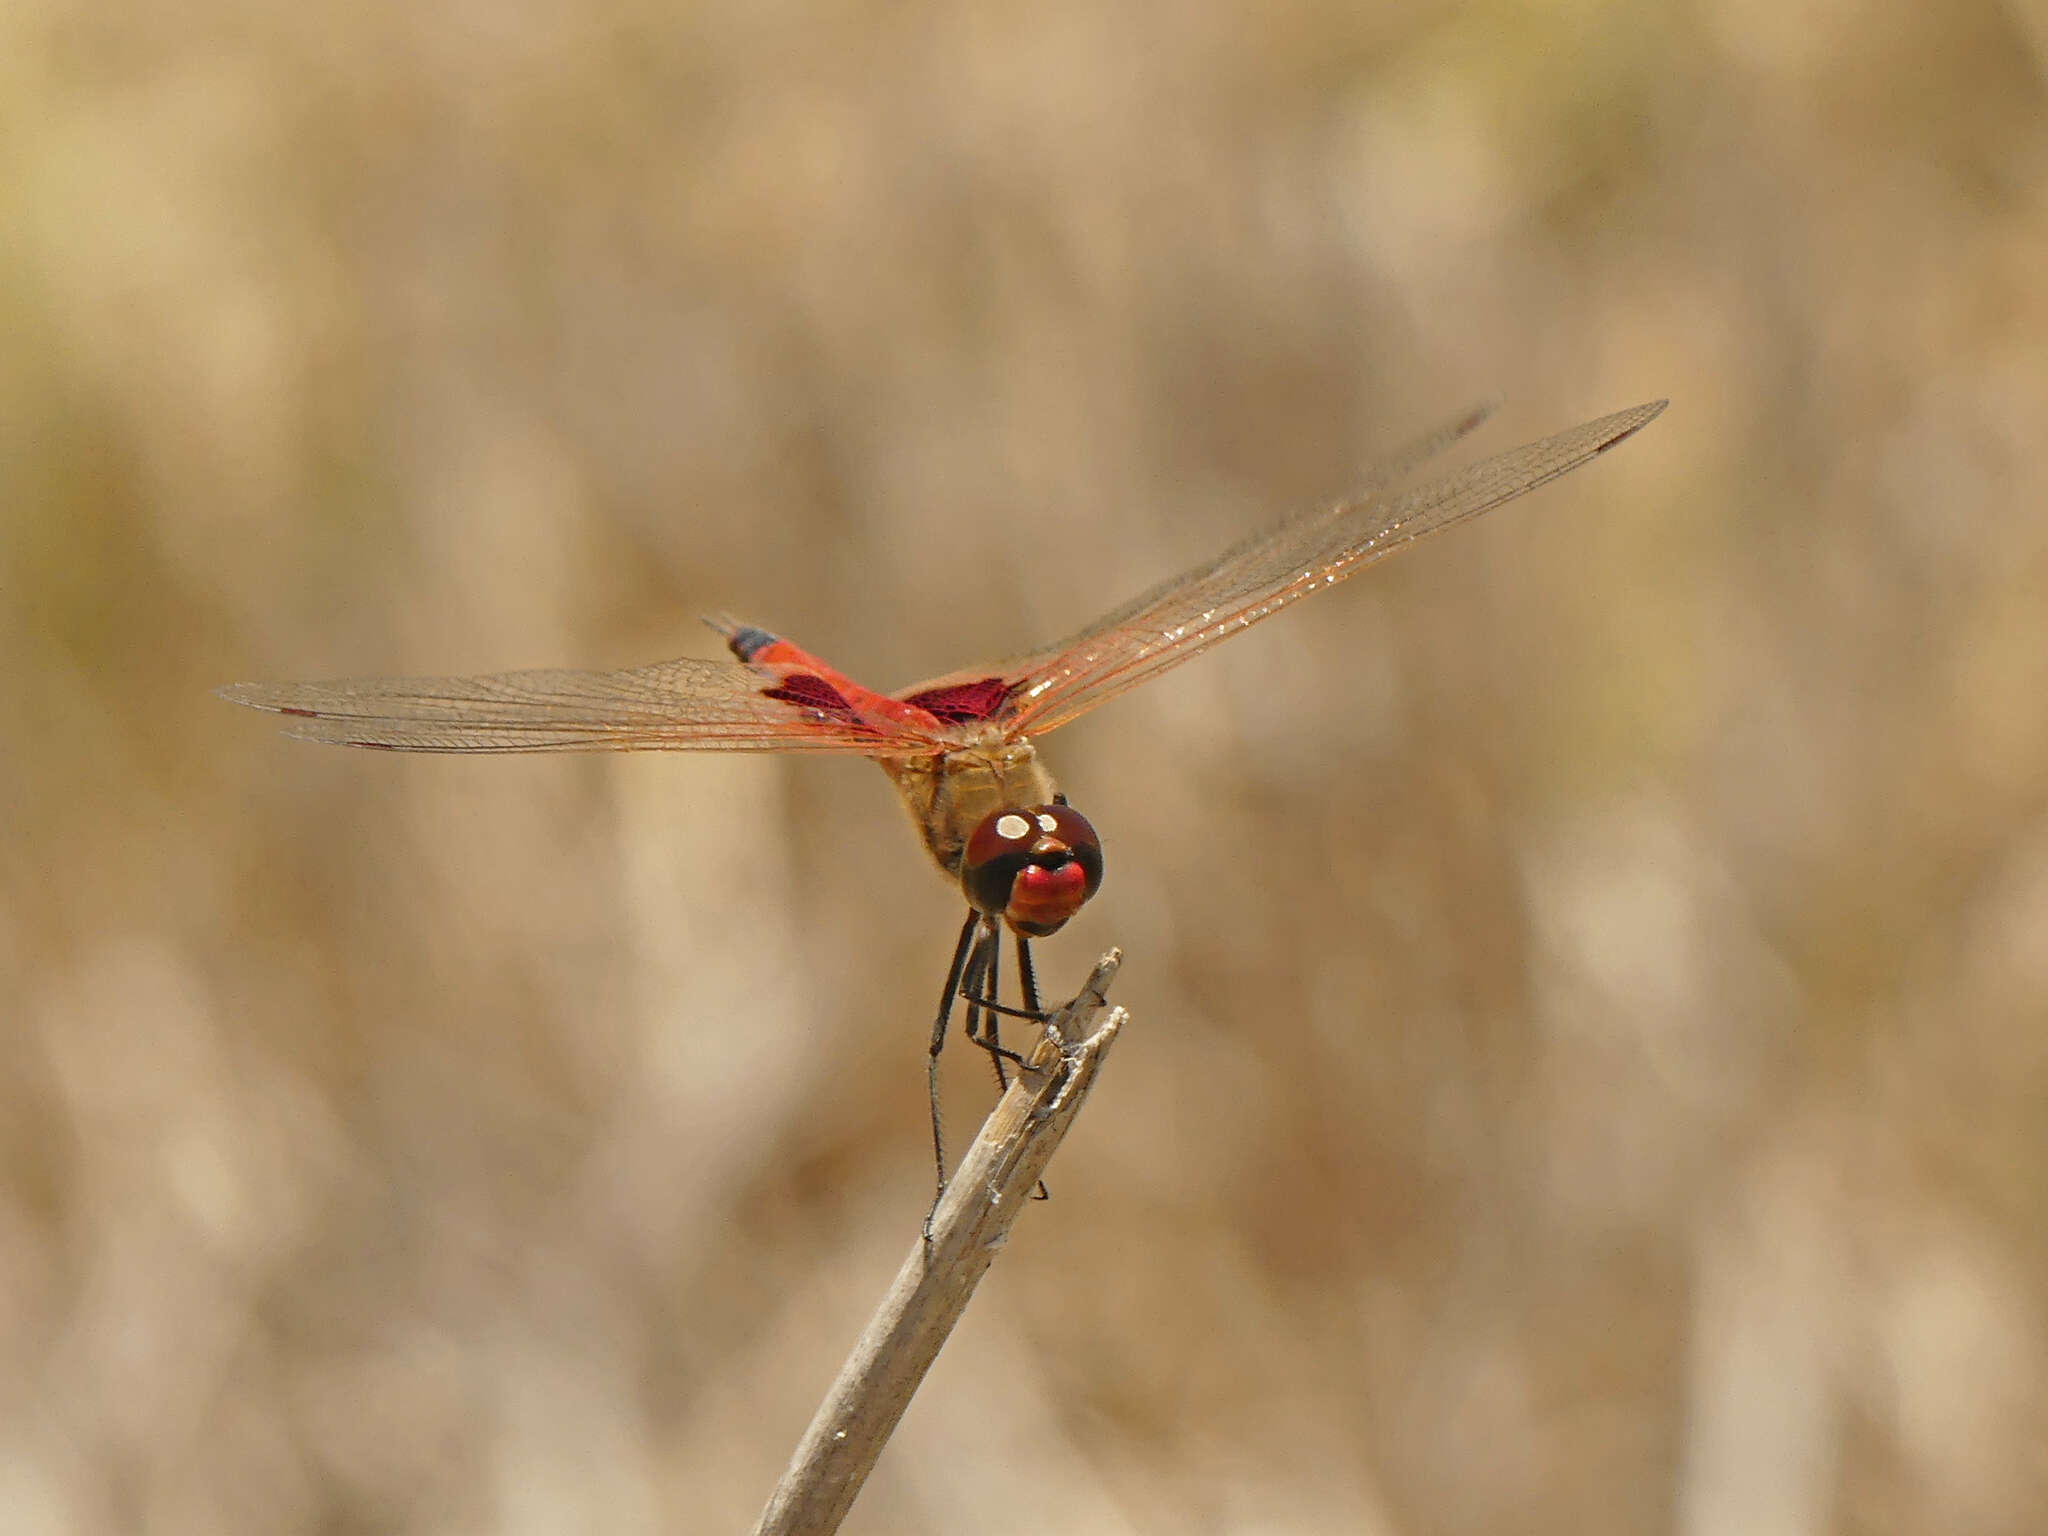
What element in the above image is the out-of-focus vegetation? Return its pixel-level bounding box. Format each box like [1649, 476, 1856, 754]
[4, 1, 2045, 1531]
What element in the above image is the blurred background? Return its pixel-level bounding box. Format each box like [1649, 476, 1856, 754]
[4, 0, 2046, 1531]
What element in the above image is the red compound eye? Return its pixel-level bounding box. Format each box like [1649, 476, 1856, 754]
[961, 802, 1104, 937]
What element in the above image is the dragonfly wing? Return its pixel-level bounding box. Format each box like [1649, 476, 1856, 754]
[886, 401, 1508, 723]
[219, 656, 948, 754]
[992, 400, 1666, 736]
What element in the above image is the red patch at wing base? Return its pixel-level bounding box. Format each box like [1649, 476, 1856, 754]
[762, 673, 862, 721]
[899, 676, 1014, 724]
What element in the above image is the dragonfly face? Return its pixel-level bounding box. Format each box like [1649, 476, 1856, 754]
[961, 801, 1104, 937]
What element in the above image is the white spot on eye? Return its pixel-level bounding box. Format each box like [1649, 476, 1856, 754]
[996, 813, 1032, 841]
[1037, 812, 1059, 833]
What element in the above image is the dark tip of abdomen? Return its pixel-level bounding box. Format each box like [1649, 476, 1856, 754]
[725, 624, 778, 661]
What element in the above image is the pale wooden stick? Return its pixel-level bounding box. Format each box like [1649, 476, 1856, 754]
[751, 950, 1127, 1536]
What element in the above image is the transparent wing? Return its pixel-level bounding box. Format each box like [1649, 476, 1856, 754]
[981, 400, 1665, 736]
[218, 655, 947, 755]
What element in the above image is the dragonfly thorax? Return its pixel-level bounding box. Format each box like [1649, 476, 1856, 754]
[879, 735, 1058, 881]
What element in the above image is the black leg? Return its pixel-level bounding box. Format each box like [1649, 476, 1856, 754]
[1016, 933, 1041, 1016]
[960, 995, 1044, 1025]
[1016, 935, 1052, 1204]
[962, 939, 1035, 1061]
[959, 922, 998, 1064]
[978, 929, 1015, 1095]
[926, 909, 982, 1236]
[927, 916, 1062, 1238]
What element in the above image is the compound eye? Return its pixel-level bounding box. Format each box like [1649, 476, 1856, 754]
[961, 802, 1105, 936]
[1031, 803, 1103, 899]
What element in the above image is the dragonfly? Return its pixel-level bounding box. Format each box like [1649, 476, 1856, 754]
[223, 397, 1665, 1210]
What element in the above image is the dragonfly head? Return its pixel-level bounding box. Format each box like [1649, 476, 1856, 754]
[961, 802, 1103, 937]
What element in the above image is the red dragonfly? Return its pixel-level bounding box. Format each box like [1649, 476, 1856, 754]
[224, 398, 1663, 1200]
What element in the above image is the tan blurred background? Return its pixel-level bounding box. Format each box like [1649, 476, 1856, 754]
[5, 0, 2047, 1531]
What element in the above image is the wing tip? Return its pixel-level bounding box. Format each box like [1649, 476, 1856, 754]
[1616, 397, 1669, 433]
[1580, 398, 1669, 458]
[218, 681, 344, 727]
[216, 680, 292, 714]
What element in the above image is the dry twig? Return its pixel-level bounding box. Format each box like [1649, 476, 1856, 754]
[751, 950, 1127, 1536]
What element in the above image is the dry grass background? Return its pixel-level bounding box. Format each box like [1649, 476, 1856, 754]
[5, 0, 2047, 1531]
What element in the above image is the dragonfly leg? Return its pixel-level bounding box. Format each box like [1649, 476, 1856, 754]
[959, 923, 999, 1064]
[1016, 934, 1053, 1205]
[1016, 931, 1041, 1016]
[927, 917, 1051, 1239]
[954, 937, 1024, 1073]
[925, 909, 982, 1239]
[961, 935, 1050, 1032]
[961, 995, 1043, 1025]
[970, 928, 1018, 1095]
[959, 934, 1048, 1032]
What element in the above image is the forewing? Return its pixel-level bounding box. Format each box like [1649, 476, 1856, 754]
[219, 656, 947, 754]
[887, 400, 1505, 722]
[987, 400, 1665, 736]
